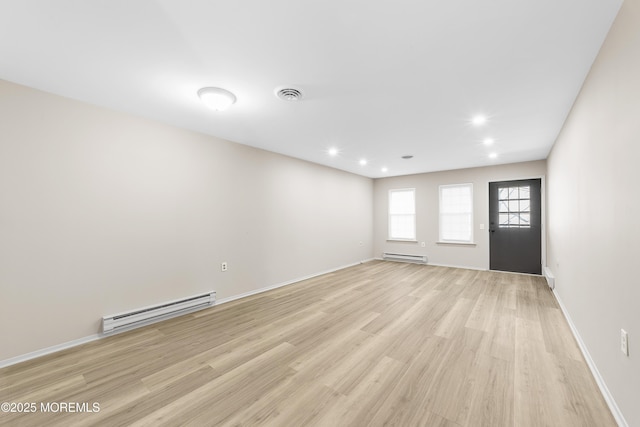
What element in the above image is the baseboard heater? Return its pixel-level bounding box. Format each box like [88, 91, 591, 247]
[102, 291, 215, 334]
[544, 267, 555, 289]
[382, 253, 427, 264]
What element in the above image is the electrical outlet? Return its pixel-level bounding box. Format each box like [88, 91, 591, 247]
[621, 329, 629, 356]
[421, 242, 426, 247]
[221, 262, 228, 272]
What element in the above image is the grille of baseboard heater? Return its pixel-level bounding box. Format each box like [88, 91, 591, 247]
[383, 253, 427, 264]
[102, 291, 215, 334]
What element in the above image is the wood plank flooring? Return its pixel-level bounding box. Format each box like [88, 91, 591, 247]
[0, 261, 616, 426]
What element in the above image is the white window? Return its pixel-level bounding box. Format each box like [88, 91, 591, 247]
[439, 183, 473, 243]
[389, 188, 416, 240]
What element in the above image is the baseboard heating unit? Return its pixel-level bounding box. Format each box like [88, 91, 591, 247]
[544, 267, 555, 289]
[102, 291, 216, 334]
[382, 253, 427, 264]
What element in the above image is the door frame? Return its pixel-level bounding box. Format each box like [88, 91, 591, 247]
[487, 174, 546, 275]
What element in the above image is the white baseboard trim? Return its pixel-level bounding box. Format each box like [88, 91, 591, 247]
[216, 258, 374, 305]
[0, 334, 102, 369]
[428, 262, 487, 271]
[377, 258, 545, 276]
[488, 269, 543, 277]
[552, 290, 628, 427]
[0, 258, 374, 369]
[375, 257, 487, 271]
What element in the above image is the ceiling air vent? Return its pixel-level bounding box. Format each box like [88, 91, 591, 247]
[276, 88, 303, 102]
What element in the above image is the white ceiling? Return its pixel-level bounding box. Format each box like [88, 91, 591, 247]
[0, 0, 622, 178]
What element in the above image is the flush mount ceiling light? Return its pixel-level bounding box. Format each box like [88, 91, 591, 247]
[276, 87, 303, 102]
[381, 167, 388, 173]
[483, 138, 495, 145]
[198, 87, 236, 111]
[328, 147, 338, 156]
[359, 159, 367, 166]
[489, 152, 498, 159]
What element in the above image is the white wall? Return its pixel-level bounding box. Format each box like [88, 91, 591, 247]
[546, 0, 640, 425]
[373, 160, 546, 270]
[0, 80, 373, 362]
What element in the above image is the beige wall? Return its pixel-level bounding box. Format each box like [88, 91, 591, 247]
[0, 80, 373, 362]
[373, 160, 546, 270]
[547, 0, 640, 425]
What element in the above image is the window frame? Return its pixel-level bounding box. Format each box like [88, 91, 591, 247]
[438, 183, 474, 244]
[388, 188, 417, 241]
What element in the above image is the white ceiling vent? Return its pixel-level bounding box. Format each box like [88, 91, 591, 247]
[276, 88, 303, 102]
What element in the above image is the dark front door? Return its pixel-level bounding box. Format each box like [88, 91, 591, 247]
[489, 179, 541, 275]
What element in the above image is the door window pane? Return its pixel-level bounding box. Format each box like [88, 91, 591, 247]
[498, 185, 531, 228]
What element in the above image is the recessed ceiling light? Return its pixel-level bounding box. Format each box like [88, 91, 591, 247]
[472, 115, 487, 126]
[328, 147, 338, 156]
[483, 138, 494, 145]
[359, 159, 367, 166]
[381, 167, 388, 173]
[198, 87, 236, 111]
[401, 155, 413, 159]
[489, 152, 498, 159]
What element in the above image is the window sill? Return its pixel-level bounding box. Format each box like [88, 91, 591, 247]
[387, 239, 418, 243]
[436, 241, 476, 246]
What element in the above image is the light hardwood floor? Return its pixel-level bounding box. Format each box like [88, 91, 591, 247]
[0, 261, 616, 426]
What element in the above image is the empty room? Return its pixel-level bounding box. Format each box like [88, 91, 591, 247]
[0, 1, 638, 426]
